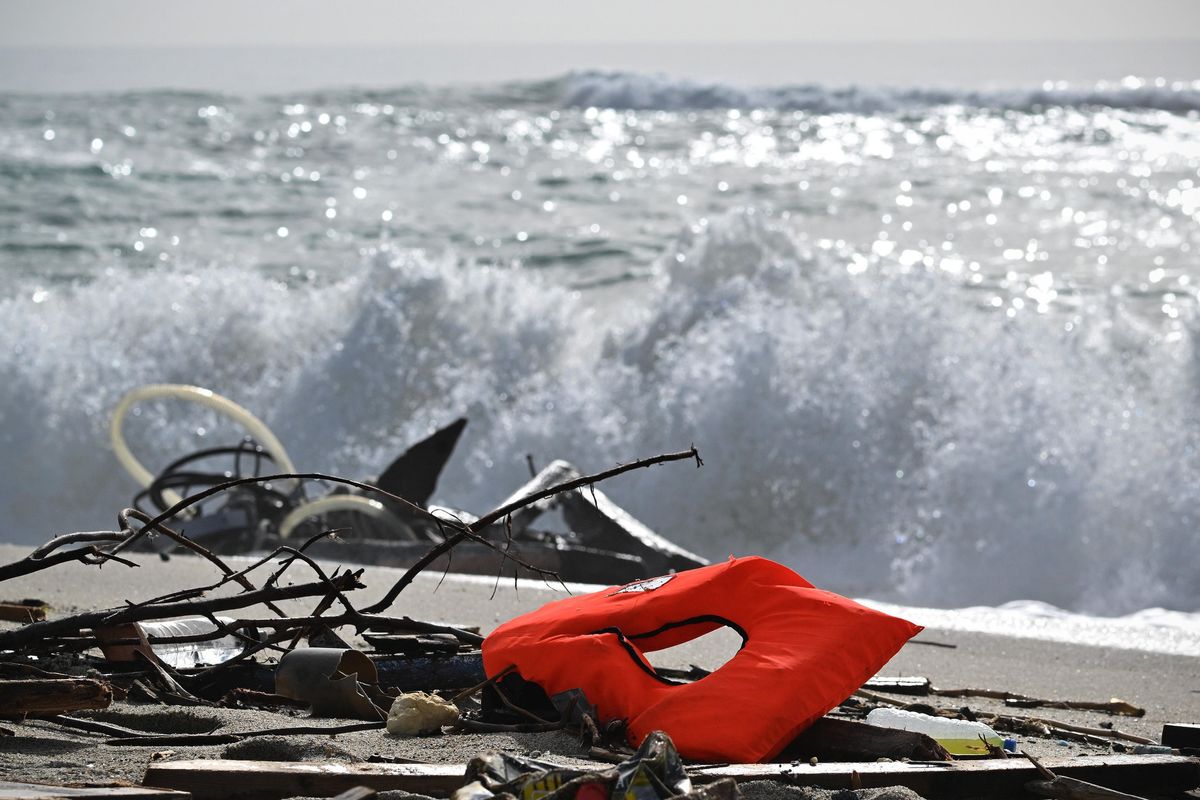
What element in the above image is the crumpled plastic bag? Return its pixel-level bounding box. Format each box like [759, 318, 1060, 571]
[613, 731, 691, 800]
[460, 730, 698, 800]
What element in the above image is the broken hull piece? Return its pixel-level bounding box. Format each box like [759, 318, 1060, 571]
[113, 385, 709, 583]
[301, 536, 654, 585]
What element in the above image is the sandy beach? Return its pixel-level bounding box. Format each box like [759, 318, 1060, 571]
[1, 542, 1196, 794]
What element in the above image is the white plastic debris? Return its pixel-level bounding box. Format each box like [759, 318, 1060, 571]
[866, 707, 1004, 756]
[386, 691, 460, 735]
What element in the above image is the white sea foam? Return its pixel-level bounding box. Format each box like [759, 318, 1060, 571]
[863, 600, 1200, 657]
[3, 214, 1200, 623]
[411, 573, 1200, 656]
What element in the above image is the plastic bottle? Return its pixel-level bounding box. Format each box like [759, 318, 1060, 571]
[139, 616, 248, 669]
[866, 707, 1004, 756]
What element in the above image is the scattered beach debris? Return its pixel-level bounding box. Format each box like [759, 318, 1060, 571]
[862, 677, 1145, 717]
[0, 422, 1197, 800]
[108, 384, 708, 584]
[136, 753, 1200, 800]
[460, 731, 695, 800]
[386, 692, 460, 736]
[276, 648, 394, 721]
[863, 709, 1002, 757]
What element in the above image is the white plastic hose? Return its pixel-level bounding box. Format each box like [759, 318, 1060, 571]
[111, 383, 416, 540]
[278, 493, 416, 541]
[109, 384, 299, 511]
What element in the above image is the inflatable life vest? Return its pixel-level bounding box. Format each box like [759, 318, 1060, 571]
[482, 556, 922, 763]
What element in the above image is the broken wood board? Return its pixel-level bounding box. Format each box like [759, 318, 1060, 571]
[690, 754, 1200, 799]
[1163, 723, 1200, 749]
[143, 755, 1200, 800]
[143, 761, 463, 800]
[0, 679, 111, 716]
[0, 783, 189, 800]
[0, 601, 48, 624]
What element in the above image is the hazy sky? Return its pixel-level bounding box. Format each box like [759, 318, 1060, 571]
[3, 1, 1198, 92]
[5, 0, 1200, 47]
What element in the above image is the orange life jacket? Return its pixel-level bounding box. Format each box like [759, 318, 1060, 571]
[482, 556, 922, 763]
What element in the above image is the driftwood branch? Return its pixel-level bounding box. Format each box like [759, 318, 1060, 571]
[0, 533, 138, 583]
[113, 471, 567, 593]
[0, 571, 363, 652]
[993, 714, 1154, 746]
[0, 678, 112, 715]
[105, 720, 384, 747]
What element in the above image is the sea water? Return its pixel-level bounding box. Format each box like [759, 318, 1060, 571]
[2, 68, 1200, 650]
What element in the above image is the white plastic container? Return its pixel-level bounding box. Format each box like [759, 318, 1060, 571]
[140, 616, 247, 668]
[866, 707, 1004, 756]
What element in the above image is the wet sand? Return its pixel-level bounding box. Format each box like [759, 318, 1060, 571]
[1, 544, 1197, 790]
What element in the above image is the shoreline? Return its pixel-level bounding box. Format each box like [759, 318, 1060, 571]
[1, 544, 1197, 793]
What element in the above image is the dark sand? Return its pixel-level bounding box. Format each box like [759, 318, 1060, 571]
[1, 544, 1196, 791]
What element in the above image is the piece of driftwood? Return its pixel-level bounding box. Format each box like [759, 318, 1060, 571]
[991, 715, 1154, 745]
[1163, 723, 1200, 749]
[107, 720, 383, 747]
[1025, 777, 1149, 800]
[218, 688, 309, 711]
[0, 601, 48, 624]
[0, 572, 363, 652]
[42, 714, 146, 738]
[0, 678, 112, 715]
[144, 760, 465, 799]
[0, 783, 191, 800]
[864, 677, 1144, 717]
[1001, 697, 1143, 717]
[144, 755, 1200, 800]
[0, 532, 138, 583]
[688, 755, 1200, 799]
[1023, 753, 1150, 800]
[777, 717, 951, 762]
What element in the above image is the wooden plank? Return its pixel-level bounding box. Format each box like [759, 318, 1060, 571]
[1163, 723, 1200, 749]
[143, 761, 464, 800]
[143, 755, 1200, 800]
[0, 782, 188, 800]
[0, 679, 111, 716]
[0, 601, 48, 624]
[690, 755, 1200, 799]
